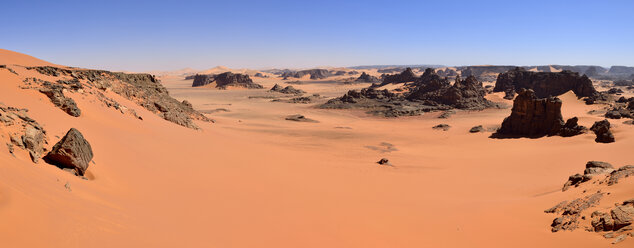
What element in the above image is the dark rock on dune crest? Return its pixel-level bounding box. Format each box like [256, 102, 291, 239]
[192, 72, 263, 89]
[43, 128, 93, 176]
[590, 119, 615, 143]
[562, 161, 614, 191]
[39, 87, 81, 117]
[493, 67, 598, 99]
[27, 66, 211, 129]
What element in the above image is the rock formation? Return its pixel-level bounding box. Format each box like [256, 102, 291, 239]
[27, 66, 210, 129]
[43, 128, 93, 176]
[0, 104, 48, 162]
[269, 84, 305, 94]
[355, 72, 380, 83]
[493, 67, 597, 99]
[590, 119, 615, 143]
[281, 69, 332, 80]
[469, 125, 484, 133]
[285, 114, 318, 123]
[495, 89, 565, 137]
[321, 68, 494, 117]
[563, 161, 614, 191]
[39, 86, 81, 117]
[381, 67, 417, 85]
[192, 72, 263, 89]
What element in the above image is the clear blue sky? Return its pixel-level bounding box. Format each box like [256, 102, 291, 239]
[2, 0, 633, 71]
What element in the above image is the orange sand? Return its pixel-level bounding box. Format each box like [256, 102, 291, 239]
[0, 50, 632, 247]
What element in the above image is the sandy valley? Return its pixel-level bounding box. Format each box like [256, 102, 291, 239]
[0, 49, 633, 247]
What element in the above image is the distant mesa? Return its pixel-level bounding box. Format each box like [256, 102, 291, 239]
[192, 72, 263, 89]
[492, 89, 586, 138]
[493, 67, 598, 100]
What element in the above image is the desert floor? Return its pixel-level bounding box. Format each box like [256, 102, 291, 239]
[0, 50, 632, 247]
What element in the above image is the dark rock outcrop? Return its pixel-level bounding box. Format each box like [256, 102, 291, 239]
[607, 165, 634, 186]
[562, 161, 614, 191]
[547, 193, 604, 232]
[281, 69, 331, 80]
[355, 72, 380, 83]
[269, 84, 305, 94]
[43, 128, 93, 176]
[192, 72, 263, 89]
[495, 89, 565, 137]
[590, 120, 615, 143]
[381, 67, 417, 85]
[285, 114, 318, 123]
[493, 67, 597, 99]
[0, 104, 47, 162]
[432, 124, 451, 131]
[469, 125, 484, 133]
[322, 68, 494, 117]
[39, 87, 81, 117]
[407, 74, 492, 110]
[559, 117, 587, 137]
[26, 66, 210, 129]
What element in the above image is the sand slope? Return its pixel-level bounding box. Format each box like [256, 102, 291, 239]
[0, 50, 632, 247]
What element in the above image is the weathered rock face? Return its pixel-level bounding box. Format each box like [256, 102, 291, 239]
[496, 89, 565, 137]
[381, 67, 417, 84]
[590, 119, 615, 143]
[43, 128, 93, 176]
[547, 193, 604, 232]
[39, 87, 81, 117]
[192, 72, 263, 89]
[281, 69, 331, 80]
[493, 67, 597, 98]
[27, 66, 211, 129]
[355, 72, 380, 83]
[563, 161, 614, 191]
[592, 201, 634, 232]
[0, 104, 48, 162]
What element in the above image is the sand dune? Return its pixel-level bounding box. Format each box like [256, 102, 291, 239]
[0, 50, 632, 247]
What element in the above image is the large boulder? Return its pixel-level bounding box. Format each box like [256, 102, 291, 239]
[22, 125, 45, 162]
[493, 67, 597, 98]
[43, 128, 94, 176]
[496, 89, 565, 137]
[590, 119, 615, 143]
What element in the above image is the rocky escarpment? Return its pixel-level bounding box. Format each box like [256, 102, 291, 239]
[493, 89, 586, 138]
[192, 72, 263, 89]
[26, 66, 210, 129]
[0, 104, 47, 162]
[43, 128, 93, 176]
[493, 67, 598, 99]
[321, 68, 494, 117]
[281, 69, 332, 80]
[547, 161, 634, 244]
